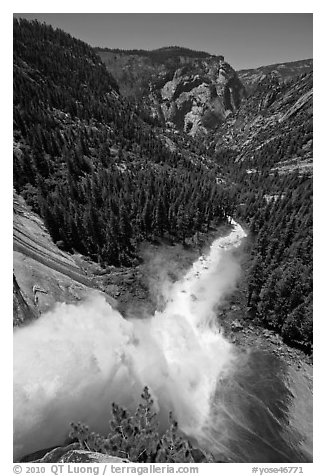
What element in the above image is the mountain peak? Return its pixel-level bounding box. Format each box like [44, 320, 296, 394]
[97, 47, 243, 134]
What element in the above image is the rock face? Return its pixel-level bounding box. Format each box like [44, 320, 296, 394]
[13, 192, 117, 325]
[97, 48, 246, 135]
[213, 69, 313, 176]
[30, 444, 129, 463]
[24, 442, 216, 464]
[13, 273, 38, 326]
[98, 49, 312, 139]
[238, 58, 313, 94]
[157, 58, 246, 135]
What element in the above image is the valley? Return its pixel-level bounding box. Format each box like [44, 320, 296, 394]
[13, 16, 313, 465]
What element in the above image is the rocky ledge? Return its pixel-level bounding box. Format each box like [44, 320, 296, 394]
[27, 443, 129, 463]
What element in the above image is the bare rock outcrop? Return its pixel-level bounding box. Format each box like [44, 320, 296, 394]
[13, 273, 38, 326]
[31, 444, 129, 463]
[98, 48, 246, 135]
[154, 57, 246, 135]
[13, 192, 117, 325]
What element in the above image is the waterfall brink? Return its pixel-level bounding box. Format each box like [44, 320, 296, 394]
[14, 221, 247, 460]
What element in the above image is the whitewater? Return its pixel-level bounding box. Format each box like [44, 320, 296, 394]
[14, 221, 247, 460]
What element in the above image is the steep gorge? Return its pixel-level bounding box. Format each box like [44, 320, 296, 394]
[13, 18, 313, 463]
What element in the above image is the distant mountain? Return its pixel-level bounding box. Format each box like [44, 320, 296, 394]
[96, 47, 246, 135]
[96, 46, 218, 96]
[97, 51, 313, 139]
[98, 46, 216, 62]
[238, 58, 313, 93]
[212, 69, 313, 176]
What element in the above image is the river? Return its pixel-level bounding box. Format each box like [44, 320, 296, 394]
[13, 220, 312, 462]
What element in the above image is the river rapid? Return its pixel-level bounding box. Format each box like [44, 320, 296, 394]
[13, 220, 312, 462]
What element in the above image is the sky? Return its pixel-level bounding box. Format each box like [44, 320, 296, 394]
[13, 13, 312, 70]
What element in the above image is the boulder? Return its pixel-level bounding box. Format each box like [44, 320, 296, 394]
[231, 319, 244, 331]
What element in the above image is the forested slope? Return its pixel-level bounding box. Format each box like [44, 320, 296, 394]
[209, 70, 313, 352]
[13, 18, 313, 353]
[13, 19, 235, 267]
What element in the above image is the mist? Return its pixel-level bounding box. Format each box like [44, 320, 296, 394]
[13, 222, 246, 461]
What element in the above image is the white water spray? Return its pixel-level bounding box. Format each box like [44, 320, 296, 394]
[14, 221, 247, 460]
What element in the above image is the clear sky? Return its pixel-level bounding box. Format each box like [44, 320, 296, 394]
[13, 13, 312, 70]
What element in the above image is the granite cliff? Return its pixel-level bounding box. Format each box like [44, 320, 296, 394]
[97, 47, 246, 135]
[13, 192, 117, 326]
